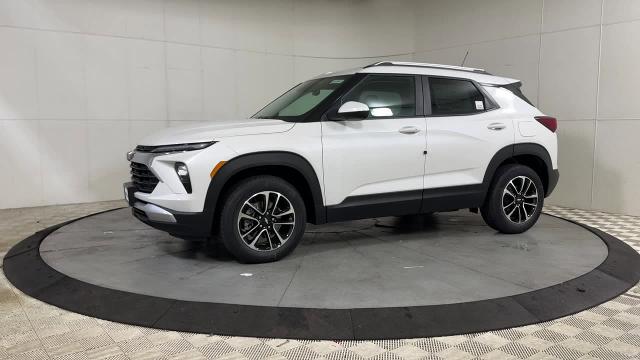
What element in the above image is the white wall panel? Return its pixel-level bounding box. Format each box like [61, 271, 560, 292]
[1, 0, 639, 216]
[202, 47, 237, 120]
[547, 120, 595, 209]
[598, 21, 640, 120]
[539, 27, 600, 120]
[294, 0, 414, 58]
[128, 39, 166, 121]
[166, 43, 202, 121]
[39, 120, 89, 204]
[234, 0, 269, 52]
[235, 51, 266, 118]
[168, 120, 206, 128]
[36, 31, 86, 120]
[264, 54, 295, 102]
[293, 57, 338, 84]
[0, 28, 38, 119]
[264, 0, 294, 55]
[0, 120, 42, 208]
[32, 0, 89, 33]
[86, 0, 128, 37]
[166, 42, 200, 70]
[87, 120, 130, 201]
[199, 0, 236, 49]
[0, 0, 39, 28]
[126, 0, 165, 41]
[164, 0, 200, 44]
[293, 1, 352, 57]
[351, 0, 415, 57]
[603, 0, 640, 24]
[414, 0, 542, 52]
[413, 47, 468, 67]
[129, 120, 167, 148]
[592, 120, 640, 215]
[543, 0, 602, 33]
[466, 35, 540, 104]
[0, 121, 12, 208]
[293, 57, 374, 84]
[86, 36, 128, 120]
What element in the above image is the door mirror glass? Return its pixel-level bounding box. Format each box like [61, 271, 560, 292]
[331, 101, 370, 120]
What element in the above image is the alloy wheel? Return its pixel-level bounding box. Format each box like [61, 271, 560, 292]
[502, 176, 538, 224]
[237, 191, 295, 251]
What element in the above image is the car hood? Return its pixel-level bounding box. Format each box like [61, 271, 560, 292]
[138, 119, 294, 146]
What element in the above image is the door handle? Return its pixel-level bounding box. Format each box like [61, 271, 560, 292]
[398, 126, 420, 134]
[487, 122, 506, 131]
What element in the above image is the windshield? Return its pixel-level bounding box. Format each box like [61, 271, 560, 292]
[253, 75, 352, 121]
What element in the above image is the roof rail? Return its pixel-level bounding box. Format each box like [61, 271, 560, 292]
[363, 61, 491, 75]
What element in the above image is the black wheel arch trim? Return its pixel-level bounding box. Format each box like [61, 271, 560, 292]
[3, 209, 639, 340]
[202, 151, 326, 235]
[482, 143, 557, 198]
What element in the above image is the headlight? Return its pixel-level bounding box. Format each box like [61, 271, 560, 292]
[135, 141, 216, 154]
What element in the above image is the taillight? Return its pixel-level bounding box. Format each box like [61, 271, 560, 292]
[535, 116, 557, 133]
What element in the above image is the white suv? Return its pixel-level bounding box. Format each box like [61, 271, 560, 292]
[124, 61, 559, 263]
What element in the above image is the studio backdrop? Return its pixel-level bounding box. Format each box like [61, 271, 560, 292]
[1, 0, 639, 216]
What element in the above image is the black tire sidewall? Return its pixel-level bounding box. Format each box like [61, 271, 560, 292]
[482, 164, 544, 234]
[218, 176, 306, 263]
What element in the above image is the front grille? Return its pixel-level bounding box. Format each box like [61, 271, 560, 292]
[130, 162, 159, 193]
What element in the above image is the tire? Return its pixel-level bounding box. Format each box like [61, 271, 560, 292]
[216, 175, 306, 263]
[480, 164, 544, 234]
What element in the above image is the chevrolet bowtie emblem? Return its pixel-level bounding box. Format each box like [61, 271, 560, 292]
[126, 151, 135, 161]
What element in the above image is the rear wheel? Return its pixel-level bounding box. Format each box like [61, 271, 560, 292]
[481, 164, 544, 234]
[216, 176, 306, 263]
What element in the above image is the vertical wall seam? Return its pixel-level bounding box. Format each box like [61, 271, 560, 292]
[162, 1, 170, 127]
[536, 0, 544, 106]
[82, 33, 90, 202]
[125, 21, 132, 153]
[590, 0, 605, 209]
[33, 36, 44, 207]
[199, 0, 205, 122]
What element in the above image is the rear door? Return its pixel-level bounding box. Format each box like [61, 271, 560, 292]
[423, 76, 514, 193]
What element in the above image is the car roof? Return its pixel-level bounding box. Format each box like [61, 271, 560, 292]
[314, 61, 519, 86]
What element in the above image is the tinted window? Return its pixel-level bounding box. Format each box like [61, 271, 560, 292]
[429, 78, 486, 115]
[343, 75, 415, 118]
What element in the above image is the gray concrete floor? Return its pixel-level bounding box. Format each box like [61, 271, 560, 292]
[39, 208, 607, 308]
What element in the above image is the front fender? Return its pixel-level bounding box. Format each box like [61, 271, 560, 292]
[200, 151, 326, 235]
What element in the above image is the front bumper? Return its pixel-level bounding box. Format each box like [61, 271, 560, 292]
[124, 182, 211, 239]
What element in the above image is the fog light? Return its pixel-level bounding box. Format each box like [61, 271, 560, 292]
[176, 164, 188, 176]
[175, 162, 192, 193]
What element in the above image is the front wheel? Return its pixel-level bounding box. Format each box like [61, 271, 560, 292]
[216, 176, 306, 263]
[481, 164, 544, 234]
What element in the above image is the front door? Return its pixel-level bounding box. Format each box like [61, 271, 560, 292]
[321, 74, 427, 221]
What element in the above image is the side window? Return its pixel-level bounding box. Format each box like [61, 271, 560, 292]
[429, 78, 487, 115]
[343, 75, 416, 118]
